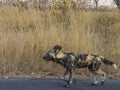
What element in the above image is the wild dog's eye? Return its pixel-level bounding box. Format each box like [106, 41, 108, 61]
[47, 50, 56, 57]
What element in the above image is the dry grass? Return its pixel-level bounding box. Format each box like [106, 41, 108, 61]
[0, 5, 120, 77]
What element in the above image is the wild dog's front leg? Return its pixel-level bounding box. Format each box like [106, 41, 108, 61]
[64, 69, 73, 88]
[101, 73, 106, 85]
[68, 69, 73, 85]
[61, 69, 69, 81]
[91, 70, 106, 86]
[62, 69, 73, 88]
[92, 74, 100, 86]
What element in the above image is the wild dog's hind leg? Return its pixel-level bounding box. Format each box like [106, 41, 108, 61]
[91, 72, 100, 86]
[90, 69, 106, 86]
[94, 70, 106, 85]
[98, 70, 106, 85]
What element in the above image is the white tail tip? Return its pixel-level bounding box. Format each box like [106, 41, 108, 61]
[112, 64, 117, 70]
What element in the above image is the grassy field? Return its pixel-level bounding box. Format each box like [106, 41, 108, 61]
[0, 5, 120, 78]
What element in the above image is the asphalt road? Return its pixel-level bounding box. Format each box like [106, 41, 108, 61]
[0, 78, 119, 90]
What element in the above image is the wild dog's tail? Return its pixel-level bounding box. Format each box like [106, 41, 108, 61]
[101, 58, 117, 70]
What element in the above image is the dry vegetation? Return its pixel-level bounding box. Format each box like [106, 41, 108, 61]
[0, 5, 120, 78]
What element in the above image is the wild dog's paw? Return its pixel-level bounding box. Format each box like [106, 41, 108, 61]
[91, 83, 97, 86]
[91, 81, 98, 86]
[68, 79, 73, 85]
[69, 80, 72, 84]
[61, 77, 69, 83]
[61, 77, 65, 80]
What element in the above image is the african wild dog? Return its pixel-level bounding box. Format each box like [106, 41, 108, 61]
[43, 45, 117, 87]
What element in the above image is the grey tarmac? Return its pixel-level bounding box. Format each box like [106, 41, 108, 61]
[0, 78, 119, 90]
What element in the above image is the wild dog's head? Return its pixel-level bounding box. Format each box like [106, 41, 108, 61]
[43, 45, 65, 62]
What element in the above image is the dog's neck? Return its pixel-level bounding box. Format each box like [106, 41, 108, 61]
[52, 58, 67, 68]
[55, 51, 66, 59]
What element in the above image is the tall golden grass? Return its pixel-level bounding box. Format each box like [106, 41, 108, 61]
[0, 5, 120, 77]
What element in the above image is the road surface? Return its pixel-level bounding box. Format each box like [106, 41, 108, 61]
[0, 78, 119, 90]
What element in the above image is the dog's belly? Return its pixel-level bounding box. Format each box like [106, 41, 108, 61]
[75, 62, 88, 68]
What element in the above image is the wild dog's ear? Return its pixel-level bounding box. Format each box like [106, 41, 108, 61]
[53, 45, 61, 52]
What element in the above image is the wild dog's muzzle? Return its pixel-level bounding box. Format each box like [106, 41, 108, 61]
[43, 55, 50, 61]
[43, 54, 54, 61]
